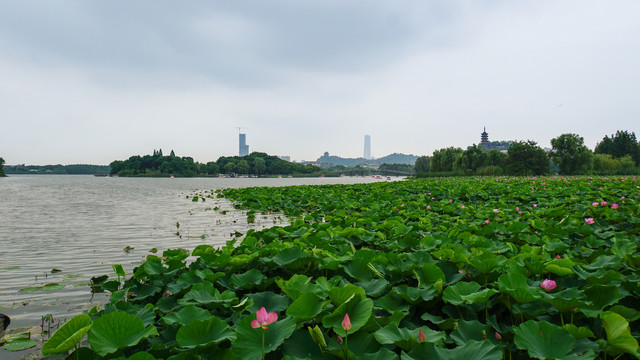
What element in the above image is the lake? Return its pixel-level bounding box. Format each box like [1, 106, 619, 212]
[0, 174, 385, 358]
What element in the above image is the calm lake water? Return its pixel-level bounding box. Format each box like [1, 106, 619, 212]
[0, 175, 384, 358]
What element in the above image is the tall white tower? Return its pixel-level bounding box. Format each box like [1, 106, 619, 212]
[364, 135, 371, 159]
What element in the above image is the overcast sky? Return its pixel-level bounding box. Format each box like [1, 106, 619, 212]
[1, 1, 639, 165]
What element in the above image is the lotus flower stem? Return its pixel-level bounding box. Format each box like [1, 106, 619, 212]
[261, 330, 265, 360]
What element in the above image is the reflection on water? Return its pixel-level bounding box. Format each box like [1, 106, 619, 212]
[0, 175, 381, 335]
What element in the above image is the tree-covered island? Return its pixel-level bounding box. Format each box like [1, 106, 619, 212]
[109, 150, 321, 177]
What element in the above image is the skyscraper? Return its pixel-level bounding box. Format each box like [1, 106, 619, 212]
[239, 133, 249, 156]
[364, 135, 371, 159]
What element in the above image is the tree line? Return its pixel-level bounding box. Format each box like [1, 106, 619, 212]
[109, 150, 321, 177]
[415, 130, 640, 176]
[3, 163, 110, 175]
[0, 157, 5, 177]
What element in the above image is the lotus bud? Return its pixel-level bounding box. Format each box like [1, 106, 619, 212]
[342, 313, 352, 332]
[308, 325, 328, 352]
[495, 331, 502, 340]
[418, 329, 426, 343]
[337, 335, 343, 344]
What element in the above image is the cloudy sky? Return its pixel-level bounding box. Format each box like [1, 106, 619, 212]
[1, 1, 639, 165]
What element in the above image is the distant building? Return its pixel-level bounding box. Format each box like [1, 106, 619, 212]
[479, 128, 512, 152]
[364, 135, 372, 160]
[279, 155, 291, 162]
[239, 133, 249, 156]
[480, 128, 489, 148]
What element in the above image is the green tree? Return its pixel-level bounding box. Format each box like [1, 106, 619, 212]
[456, 145, 488, 173]
[236, 160, 250, 175]
[253, 157, 266, 176]
[430, 147, 463, 172]
[414, 156, 430, 173]
[595, 130, 640, 165]
[549, 133, 593, 175]
[505, 140, 549, 175]
[0, 157, 6, 177]
[223, 161, 237, 174]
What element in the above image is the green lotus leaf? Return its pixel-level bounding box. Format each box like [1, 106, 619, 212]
[357, 278, 390, 297]
[391, 285, 437, 305]
[329, 283, 367, 305]
[285, 292, 324, 321]
[42, 283, 66, 290]
[3, 339, 38, 351]
[442, 282, 481, 306]
[246, 291, 290, 314]
[374, 323, 444, 350]
[88, 311, 158, 356]
[162, 305, 210, 325]
[403, 339, 501, 360]
[468, 251, 506, 274]
[417, 263, 446, 285]
[276, 274, 316, 301]
[42, 314, 92, 355]
[581, 284, 625, 317]
[322, 297, 374, 337]
[497, 272, 528, 290]
[230, 268, 267, 290]
[601, 311, 639, 357]
[112, 264, 126, 277]
[563, 324, 595, 339]
[234, 316, 296, 360]
[514, 320, 577, 360]
[460, 288, 498, 305]
[177, 282, 237, 307]
[176, 316, 235, 349]
[609, 305, 640, 322]
[449, 320, 493, 346]
[281, 328, 324, 359]
[546, 287, 587, 313]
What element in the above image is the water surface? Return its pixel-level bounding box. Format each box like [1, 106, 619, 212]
[0, 175, 382, 338]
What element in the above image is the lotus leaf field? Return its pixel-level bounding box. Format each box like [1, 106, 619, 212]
[43, 176, 640, 359]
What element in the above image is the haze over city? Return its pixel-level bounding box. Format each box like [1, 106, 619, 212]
[1, 1, 639, 165]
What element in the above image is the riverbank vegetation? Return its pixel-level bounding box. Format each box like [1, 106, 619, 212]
[109, 150, 320, 177]
[0, 157, 5, 177]
[3, 164, 110, 175]
[415, 131, 640, 177]
[41, 176, 640, 359]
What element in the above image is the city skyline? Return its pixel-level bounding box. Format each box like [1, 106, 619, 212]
[0, 1, 638, 165]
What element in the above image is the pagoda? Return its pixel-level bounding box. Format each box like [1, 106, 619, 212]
[480, 127, 489, 148]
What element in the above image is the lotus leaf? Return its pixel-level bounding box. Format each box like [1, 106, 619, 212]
[176, 316, 235, 349]
[88, 311, 157, 356]
[42, 314, 92, 355]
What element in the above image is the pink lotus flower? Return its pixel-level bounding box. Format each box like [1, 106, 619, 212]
[592, 202, 599, 207]
[427, 205, 431, 210]
[584, 217, 595, 224]
[493, 209, 499, 213]
[556, 255, 561, 259]
[251, 307, 278, 330]
[601, 201, 607, 206]
[533, 204, 538, 208]
[418, 329, 426, 343]
[342, 313, 352, 332]
[449, 199, 453, 203]
[611, 203, 619, 209]
[516, 207, 520, 211]
[485, 220, 490, 224]
[461, 205, 465, 209]
[540, 279, 557, 292]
